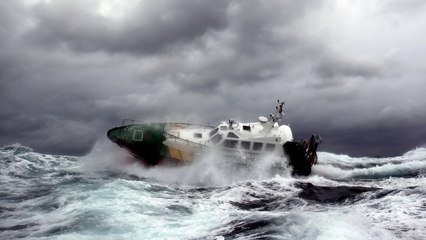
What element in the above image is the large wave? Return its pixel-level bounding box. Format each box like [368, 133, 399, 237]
[1, 143, 425, 239]
[80, 140, 426, 186]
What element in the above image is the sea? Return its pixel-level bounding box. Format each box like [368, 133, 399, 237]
[1, 142, 425, 240]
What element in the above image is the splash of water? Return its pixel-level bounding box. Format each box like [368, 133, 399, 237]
[83, 140, 293, 186]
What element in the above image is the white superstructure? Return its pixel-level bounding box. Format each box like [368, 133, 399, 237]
[162, 100, 293, 161]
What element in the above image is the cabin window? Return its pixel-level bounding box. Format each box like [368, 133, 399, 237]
[227, 132, 239, 139]
[209, 128, 219, 137]
[253, 142, 263, 151]
[222, 139, 238, 148]
[194, 133, 202, 138]
[265, 143, 275, 152]
[242, 125, 251, 131]
[211, 134, 222, 144]
[133, 130, 144, 141]
[220, 126, 228, 131]
[241, 141, 250, 150]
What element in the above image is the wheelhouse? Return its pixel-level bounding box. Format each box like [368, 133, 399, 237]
[207, 122, 282, 154]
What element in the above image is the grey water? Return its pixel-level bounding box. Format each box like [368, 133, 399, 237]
[1, 142, 425, 240]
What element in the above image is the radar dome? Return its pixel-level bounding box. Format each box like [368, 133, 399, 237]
[258, 116, 268, 123]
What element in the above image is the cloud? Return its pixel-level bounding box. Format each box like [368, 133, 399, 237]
[27, 0, 229, 55]
[312, 54, 386, 87]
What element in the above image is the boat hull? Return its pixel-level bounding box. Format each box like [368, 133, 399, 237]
[107, 123, 204, 165]
[107, 123, 169, 165]
[107, 122, 320, 173]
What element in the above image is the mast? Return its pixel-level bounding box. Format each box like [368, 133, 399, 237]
[265, 100, 285, 136]
[270, 99, 285, 123]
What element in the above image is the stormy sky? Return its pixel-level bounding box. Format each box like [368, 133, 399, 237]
[1, 0, 425, 157]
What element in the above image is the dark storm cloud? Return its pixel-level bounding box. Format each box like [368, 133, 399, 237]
[312, 54, 385, 87]
[0, 0, 425, 156]
[130, 0, 319, 92]
[27, 0, 229, 55]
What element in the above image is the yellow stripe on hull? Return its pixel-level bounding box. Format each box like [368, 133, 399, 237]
[168, 146, 192, 161]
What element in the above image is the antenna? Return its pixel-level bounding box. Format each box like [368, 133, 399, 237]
[282, 80, 295, 108]
[265, 99, 285, 136]
[270, 99, 284, 123]
[265, 81, 295, 136]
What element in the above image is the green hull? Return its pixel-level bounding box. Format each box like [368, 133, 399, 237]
[107, 123, 169, 165]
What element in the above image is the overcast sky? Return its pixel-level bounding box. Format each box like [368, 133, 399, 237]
[1, 0, 425, 157]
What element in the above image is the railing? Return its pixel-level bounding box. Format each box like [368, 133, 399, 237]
[119, 119, 212, 147]
[165, 122, 214, 130]
[163, 131, 208, 147]
[121, 119, 136, 126]
[120, 119, 215, 129]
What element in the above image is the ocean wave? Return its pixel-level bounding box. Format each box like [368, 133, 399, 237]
[1, 144, 425, 239]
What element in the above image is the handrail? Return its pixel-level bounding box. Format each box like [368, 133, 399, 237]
[166, 122, 215, 129]
[121, 119, 136, 126]
[120, 119, 215, 129]
[163, 131, 208, 147]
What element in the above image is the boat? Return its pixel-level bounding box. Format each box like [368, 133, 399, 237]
[107, 100, 321, 175]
